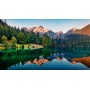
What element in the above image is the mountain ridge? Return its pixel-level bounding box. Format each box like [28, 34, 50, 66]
[21, 24, 90, 39]
[22, 26, 63, 39]
[73, 24, 90, 36]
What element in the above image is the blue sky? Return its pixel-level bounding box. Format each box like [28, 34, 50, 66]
[6, 19, 90, 33]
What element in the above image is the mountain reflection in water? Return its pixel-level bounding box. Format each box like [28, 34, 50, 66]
[72, 57, 90, 68]
[8, 58, 88, 70]
[1, 48, 90, 70]
[8, 54, 89, 70]
[25, 57, 62, 66]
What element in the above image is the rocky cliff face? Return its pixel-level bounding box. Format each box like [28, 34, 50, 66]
[33, 26, 48, 33]
[22, 26, 63, 39]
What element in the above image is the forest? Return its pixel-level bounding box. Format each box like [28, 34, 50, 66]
[0, 19, 55, 50]
[1, 19, 90, 50]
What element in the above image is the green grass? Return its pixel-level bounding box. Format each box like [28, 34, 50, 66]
[0, 43, 43, 50]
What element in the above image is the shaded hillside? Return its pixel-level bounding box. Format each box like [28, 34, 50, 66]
[61, 24, 90, 47]
[74, 24, 90, 36]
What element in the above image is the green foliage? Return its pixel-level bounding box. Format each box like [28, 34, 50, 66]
[42, 34, 55, 48]
[1, 35, 8, 49]
[42, 34, 49, 47]
[11, 37, 17, 48]
[42, 48, 55, 57]
[60, 34, 90, 48]
[21, 44, 24, 49]
[0, 48, 43, 69]
[0, 19, 55, 48]
[17, 32, 26, 44]
[2, 35, 7, 43]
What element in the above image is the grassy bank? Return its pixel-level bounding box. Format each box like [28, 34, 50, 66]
[16, 44, 43, 49]
[0, 43, 43, 50]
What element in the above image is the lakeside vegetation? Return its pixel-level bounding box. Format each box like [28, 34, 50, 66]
[0, 19, 55, 50]
[0, 43, 43, 50]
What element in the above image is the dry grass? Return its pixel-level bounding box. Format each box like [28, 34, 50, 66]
[16, 44, 43, 49]
[0, 46, 4, 50]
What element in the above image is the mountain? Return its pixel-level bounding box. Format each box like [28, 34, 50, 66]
[54, 31, 63, 39]
[23, 26, 48, 33]
[61, 24, 90, 47]
[21, 24, 90, 47]
[64, 24, 90, 37]
[74, 24, 90, 36]
[45, 30, 56, 38]
[63, 28, 77, 39]
[56, 31, 63, 35]
[33, 26, 48, 33]
[65, 28, 77, 35]
[22, 26, 63, 39]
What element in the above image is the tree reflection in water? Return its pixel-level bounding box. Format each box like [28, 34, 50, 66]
[1, 47, 90, 70]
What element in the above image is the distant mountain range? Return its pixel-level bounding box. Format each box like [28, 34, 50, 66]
[22, 26, 63, 39]
[21, 24, 90, 39]
[22, 24, 90, 47]
[1, 19, 90, 40]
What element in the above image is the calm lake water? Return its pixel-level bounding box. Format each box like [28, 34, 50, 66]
[0, 48, 90, 70]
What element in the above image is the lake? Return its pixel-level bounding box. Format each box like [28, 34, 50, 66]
[0, 47, 90, 70]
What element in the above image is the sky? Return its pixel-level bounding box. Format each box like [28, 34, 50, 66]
[5, 19, 90, 33]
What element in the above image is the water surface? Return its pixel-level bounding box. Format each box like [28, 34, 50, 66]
[0, 48, 90, 70]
